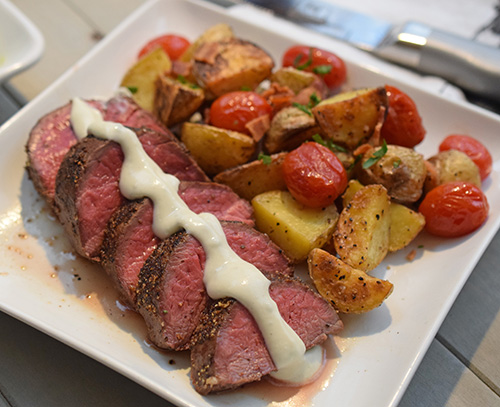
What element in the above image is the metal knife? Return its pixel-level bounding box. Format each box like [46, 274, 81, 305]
[204, 0, 500, 104]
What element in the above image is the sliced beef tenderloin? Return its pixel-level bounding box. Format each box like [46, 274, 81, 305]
[54, 128, 208, 262]
[25, 100, 106, 206]
[101, 182, 254, 307]
[136, 221, 293, 351]
[190, 276, 343, 395]
[25, 96, 174, 207]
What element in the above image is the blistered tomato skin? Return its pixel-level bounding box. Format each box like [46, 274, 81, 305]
[282, 142, 348, 208]
[381, 85, 426, 148]
[210, 91, 272, 134]
[138, 34, 191, 60]
[419, 182, 489, 238]
[439, 134, 493, 181]
[282, 45, 347, 90]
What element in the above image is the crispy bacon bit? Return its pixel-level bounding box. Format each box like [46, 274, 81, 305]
[172, 60, 193, 78]
[245, 114, 270, 142]
[193, 42, 220, 65]
[406, 249, 417, 261]
[353, 143, 373, 157]
[261, 83, 294, 114]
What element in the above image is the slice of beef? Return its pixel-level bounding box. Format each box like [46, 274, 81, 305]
[25, 96, 173, 207]
[25, 100, 106, 206]
[101, 181, 254, 307]
[54, 128, 208, 262]
[190, 276, 343, 395]
[136, 221, 293, 351]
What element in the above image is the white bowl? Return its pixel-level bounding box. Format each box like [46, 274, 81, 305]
[0, 0, 44, 82]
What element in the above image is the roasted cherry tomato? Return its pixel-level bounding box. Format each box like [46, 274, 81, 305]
[282, 142, 348, 208]
[381, 85, 426, 148]
[210, 91, 272, 134]
[282, 45, 347, 90]
[419, 181, 489, 238]
[439, 134, 492, 181]
[138, 34, 191, 60]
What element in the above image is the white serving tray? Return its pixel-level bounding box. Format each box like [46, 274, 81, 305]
[0, 0, 44, 82]
[0, 1, 499, 406]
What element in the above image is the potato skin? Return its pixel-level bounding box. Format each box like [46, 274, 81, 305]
[334, 184, 391, 272]
[358, 145, 426, 204]
[424, 149, 481, 193]
[213, 153, 287, 201]
[312, 87, 388, 150]
[308, 248, 393, 313]
[192, 38, 274, 99]
[181, 122, 256, 175]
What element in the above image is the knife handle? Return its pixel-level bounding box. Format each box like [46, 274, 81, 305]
[375, 22, 500, 103]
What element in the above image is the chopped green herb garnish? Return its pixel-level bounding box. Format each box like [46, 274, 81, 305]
[258, 152, 272, 165]
[177, 75, 187, 84]
[292, 102, 312, 116]
[126, 86, 138, 94]
[418, 244, 424, 248]
[312, 134, 348, 153]
[393, 158, 402, 168]
[362, 140, 388, 169]
[240, 85, 252, 91]
[313, 64, 332, 75]
[294, 48, 313, 70]
[309, 92, 321, 107]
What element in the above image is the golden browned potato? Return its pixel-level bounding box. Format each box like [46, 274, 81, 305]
[252, 190, 339, 263]
[388, 203, 425, 252]
[120, 48, 172, 111]
[154, 73, 205, 127]
[179, 23, 234, 62]
[358, 144, 427, 204]
[264, 106, 321, 153]
[213, 152, 287, 201]
[181, 122, 256, 175]
[270, 67, 317, 94]
[312, 87, 388, 150]
[342, 179, 364, 207]
[424, 149, 481, 192]
[333, 184, 391, 272]
[308, 248, 393, 313]
[192, 38, 274, 98]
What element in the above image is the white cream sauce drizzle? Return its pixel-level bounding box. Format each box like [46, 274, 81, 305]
[70, 97, 322, 383]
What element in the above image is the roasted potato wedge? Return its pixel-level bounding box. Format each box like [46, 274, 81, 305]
[192, 38, 274, 98]
[424, 149, 481, 193]
[154, 73, 205, 127]
[120, 48, 172, 111]
[334, 184, 391, 272]
[388, 203, 425, 252]
[213, 152, 287, 201]
[270, 67, 317, 94]
[358, 145, 427, 204]
[181, 122, 256, 175]
[179, 23, 234, 62]
[252, 190, 339, 263]
[264, 106, 321, 153]
[312, 87, 387, 150]
[342, 179, 364, 207]
[308, 248, 393, 313]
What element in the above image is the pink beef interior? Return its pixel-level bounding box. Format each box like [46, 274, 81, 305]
[76, 142, 125, 258]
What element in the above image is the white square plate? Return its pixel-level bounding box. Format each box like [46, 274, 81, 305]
[0, 0, 44, 82]
[0, 1, 499, 406]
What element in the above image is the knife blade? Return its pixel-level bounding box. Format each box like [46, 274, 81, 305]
[204, 0, 500, 105]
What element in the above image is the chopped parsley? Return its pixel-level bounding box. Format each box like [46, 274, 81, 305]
[292, 102, 312, 116]
[313, 65, 332, 75]
[312, 134, 347, 153]
[294, 48, 314, 70]
[126, 86, 138, 94]
[258, 152, 272, 165]
[362, 140, 388, 169]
